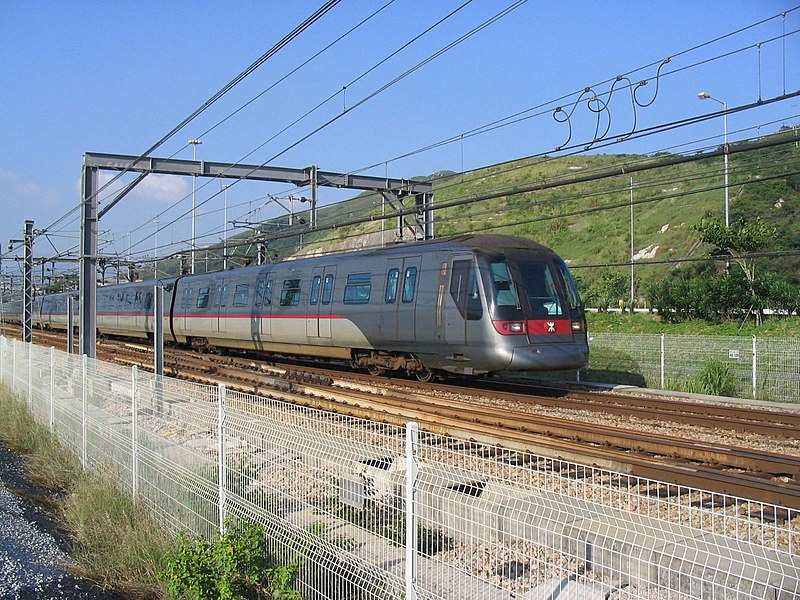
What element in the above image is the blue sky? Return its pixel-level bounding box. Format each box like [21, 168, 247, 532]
[1, 1, 798, 276]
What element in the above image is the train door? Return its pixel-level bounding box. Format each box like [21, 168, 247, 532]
[250, 271, 272, 346]
[213, 280, 229, 334]
[260, 277, 274, 337]
[306, 266, 337, 339]
[441, 255, 482, 347]
[383, 255, 421, 344]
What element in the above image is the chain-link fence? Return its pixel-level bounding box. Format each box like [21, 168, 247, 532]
[546, 334, 800, 403]
[1, 336, 798, 599]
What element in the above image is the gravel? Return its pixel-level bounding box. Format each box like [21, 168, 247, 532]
[0, 444, 128, 600]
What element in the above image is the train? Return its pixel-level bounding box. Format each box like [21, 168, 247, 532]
[2, 234, 589, 380]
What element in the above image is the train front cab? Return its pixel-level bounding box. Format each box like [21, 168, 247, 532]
[478, 248, 588, 372]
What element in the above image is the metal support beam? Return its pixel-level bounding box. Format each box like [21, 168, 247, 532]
[309, 165, 318, 229]
[67, 296, 74, 354]
[83, 152, 433, 195]
[23, 220, 34, 343]
[382, 191, 433, 241]
[80, 165, 98, 358]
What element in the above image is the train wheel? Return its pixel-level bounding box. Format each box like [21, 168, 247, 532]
[415, 369, 435, 383]
[367, 365, 385, 376]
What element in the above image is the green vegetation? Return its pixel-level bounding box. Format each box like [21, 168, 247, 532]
[586, 311, 800, 337]
[0, 385, 172, 597]
[159, 519, 300, 600]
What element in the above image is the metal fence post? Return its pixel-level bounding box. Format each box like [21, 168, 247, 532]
[132, 365, 138, 503]
[405, 421, 419, 600]
[49, 347, 55, 433]
[218, 383, 227, 534]
[27, 342, 33, 411]
[11, 339, 16, 391]
[660, 333, 665, 389]
[81, 354, 88, 471]
[752, 335, 757, 400]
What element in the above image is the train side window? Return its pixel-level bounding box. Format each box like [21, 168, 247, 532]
[385, 269, 399, 303]
[134, 291, 142, 307]
[264, 280, 273, 305]
[280, 279, 301, 306]
[197, 287, 210, 309]
[402, 267, 417, 303]
[321, 274, 334, 305]
[450, 260, 482, 320]
[220, 284, 228, 307]
[233, 284, 249, 307]
[310, 276, 321, 305]
[144, 292, 153, 311]
[125, 293, 133, 306]
[255, 281, 265, 306]
[344, 273, 371, 304]
[213, 285, 222, 308]
[182, 289, 192, 309]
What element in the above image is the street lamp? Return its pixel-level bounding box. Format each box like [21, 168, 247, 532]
[697, 92, 729, 228]
[154, 217, 159, 279]
[188, 139, 203, 274]
[221, 184, 230, 270]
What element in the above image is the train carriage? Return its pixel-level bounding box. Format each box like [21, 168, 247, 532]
[27, 234, 589, 379]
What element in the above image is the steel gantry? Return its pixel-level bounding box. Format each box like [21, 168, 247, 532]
[79, 152, 433, 357]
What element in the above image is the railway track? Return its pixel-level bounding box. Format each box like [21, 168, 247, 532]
[104, 340, 800, 508]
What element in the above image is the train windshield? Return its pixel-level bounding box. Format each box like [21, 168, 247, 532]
[482, 253, 573, 320]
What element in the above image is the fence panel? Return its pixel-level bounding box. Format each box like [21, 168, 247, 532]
[0, 336, 797, 599]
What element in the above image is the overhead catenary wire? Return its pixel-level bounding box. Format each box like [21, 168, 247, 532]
[29, 0, 343, 246]
[119, 0, 529, 258]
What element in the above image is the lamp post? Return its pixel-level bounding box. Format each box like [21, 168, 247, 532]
[697, 92, 729, 228]
[221, 184, 230, 270]
[153, 217, 159, 279]
[188, 139, 203, 274]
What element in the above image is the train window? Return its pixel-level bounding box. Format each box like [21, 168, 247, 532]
[144, 292, 153, 311]
[182, 289, 192, 309]
[233, 284, 249, 307]
[556, 260, 582, 310]
[321, 274, 334, 305]
[213, 285, 221, 308]
[402, 267, 417, 303]
[134, 291, 142, 307]
[385, 269, 399, 303]
[197, 287, 211, 309]
[255, 281, 265, 306]
[221, 284, 228, 307]
[344, 273, 371, 304]
[490, 261, 519, 308]
[310, 276, 321, 305]
[264, 280, 273, 305]
[450, 260, 482, 320]
[280, 279, 301, 306]
[125, 293, 133, 306]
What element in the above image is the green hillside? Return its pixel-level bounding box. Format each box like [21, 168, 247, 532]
[154, 129, 800, 300]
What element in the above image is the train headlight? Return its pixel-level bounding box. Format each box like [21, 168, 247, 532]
[509, 321, 526, 333]
[571, 320, 585, 332]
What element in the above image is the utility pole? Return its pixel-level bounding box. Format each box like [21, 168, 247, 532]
[23, 220, 34, 343]
[630, 177, 635, 310]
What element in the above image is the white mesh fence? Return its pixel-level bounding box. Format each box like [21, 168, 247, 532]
[0, 336, 798, 599]
[558, 333, 800, 403]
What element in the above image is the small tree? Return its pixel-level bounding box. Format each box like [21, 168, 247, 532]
[693, 217, 778, 325]
[588, 271, 628, 311]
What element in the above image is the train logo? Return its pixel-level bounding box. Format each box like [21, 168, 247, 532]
[547, 321, 556, 333]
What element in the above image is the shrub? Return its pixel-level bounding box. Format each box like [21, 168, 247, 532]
[159, 519, 301, 600]
[697, 359, 737, 397]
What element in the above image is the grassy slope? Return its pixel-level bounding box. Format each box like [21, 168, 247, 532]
[587, 311, 800, 337]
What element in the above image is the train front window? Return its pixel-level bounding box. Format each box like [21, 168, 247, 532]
[484, 256, 565, 318]
[556, 260, 583, 310]
[516, 261, 563, 316]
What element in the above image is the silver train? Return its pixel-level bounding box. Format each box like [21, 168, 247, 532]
[6, 235, 589, 380]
